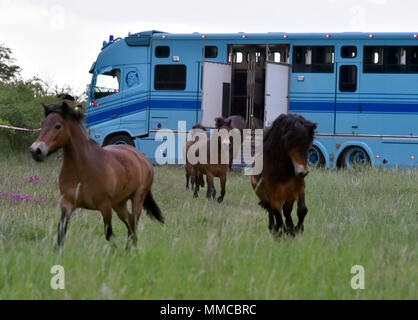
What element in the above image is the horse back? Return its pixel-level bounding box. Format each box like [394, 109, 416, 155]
[229, 115, 247, 131]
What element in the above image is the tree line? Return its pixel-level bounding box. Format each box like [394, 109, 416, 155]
[0, 44, 84, 152]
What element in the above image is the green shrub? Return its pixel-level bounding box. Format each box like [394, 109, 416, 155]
[0, 81, 57, 151]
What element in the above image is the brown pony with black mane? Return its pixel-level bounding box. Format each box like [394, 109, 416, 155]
[251, 113, 317, 236]
[215, 115, 247, 169]
[183, 123, 207, 190]
[191, 119, 234, 202]
[30, 100, 164, 249]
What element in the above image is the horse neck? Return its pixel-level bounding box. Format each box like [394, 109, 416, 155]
[62, 121, 99, 179]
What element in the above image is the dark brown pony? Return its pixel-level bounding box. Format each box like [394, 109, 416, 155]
[251, 113, 317, 236]
[215, 115, 247, 169]
[190, 119, 234, 202]
[30, 101, 164, 248]
[184, 123, 207, 190]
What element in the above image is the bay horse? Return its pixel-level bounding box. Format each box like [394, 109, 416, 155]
[30, 100, 164, 248]
[215, 115, 247, 169]
[251, 113, 317, 236]
[191, 119, 234, 202]
[184, 123, 206, 190]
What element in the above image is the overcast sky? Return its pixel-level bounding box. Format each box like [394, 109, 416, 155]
[1, 0, 417, 96]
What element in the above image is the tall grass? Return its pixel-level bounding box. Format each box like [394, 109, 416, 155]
[0, 153, 416, 299]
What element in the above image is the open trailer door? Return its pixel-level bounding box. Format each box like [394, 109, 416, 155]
[264, 62, 289, 127]
[201, 61, 232, 127]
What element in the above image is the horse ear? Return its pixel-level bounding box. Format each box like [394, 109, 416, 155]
[309, 122, 318, 136]
[227, 119, 232, 127]
[214, 117, 222, 128]
[41, 103, 49, 116]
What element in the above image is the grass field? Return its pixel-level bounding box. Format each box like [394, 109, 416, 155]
[0, 152, 416, 299]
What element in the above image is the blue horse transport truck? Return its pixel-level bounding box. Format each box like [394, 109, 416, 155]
[86, 30, 418, 168]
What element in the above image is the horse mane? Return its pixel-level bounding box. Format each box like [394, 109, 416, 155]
[42, 100, 85, 122]
[264, 113, 317, 160]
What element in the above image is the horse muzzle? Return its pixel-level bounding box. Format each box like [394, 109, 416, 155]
[294, 164, 309, 178]
[30, 142, 49, 162]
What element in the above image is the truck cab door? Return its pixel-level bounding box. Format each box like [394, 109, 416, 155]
[120, 65, 150, 137]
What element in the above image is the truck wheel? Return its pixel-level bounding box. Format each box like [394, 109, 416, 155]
[105, 135, 135, 147]
[308, 146, 325, 167]
[340, 147, 370, 169]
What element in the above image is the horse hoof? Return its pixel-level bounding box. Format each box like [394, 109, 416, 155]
[217, 197, 224, 203]
[287, 230, 296, 237]
[295, 226, 304, 234]
[193, 193, 198, 198]
[273, 227, 285, 238]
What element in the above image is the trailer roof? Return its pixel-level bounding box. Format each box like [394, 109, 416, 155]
[130, 31, 418, 41]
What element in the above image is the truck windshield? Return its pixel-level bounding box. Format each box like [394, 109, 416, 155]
[94, 68, 120, 99]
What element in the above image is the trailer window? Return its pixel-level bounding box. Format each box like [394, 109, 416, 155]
[292, 46, 334, 73]
[341, 46, 357, 58]
[94, 69, 120, 99]
[363, 46, 383, 73]
[339, 65, 357, 92]
[205, 46, 218, 58]
[363, 46, 418, 73]
[155, 46, 170, 58]
[154, 65, 186, 90]
[408, 46, 418, 72]
[233, 52, 243, 63]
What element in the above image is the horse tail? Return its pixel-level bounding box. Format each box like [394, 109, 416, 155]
[144, 191, 164, 224]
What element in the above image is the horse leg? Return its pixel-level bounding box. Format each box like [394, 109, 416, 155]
[259, 201, 274, 232]
[296, 193, 308, 234]
[206, 173, 215, 200]
[99, 204, 113, 242]
[186, 171, 190, 189]
[131, 190, 147, 245]
[217, 173, 226, 203]
[272, 208, 285, 237]
[200, 172, 205, 188]
[268, 211, 275, 232]
[191, 172, 195, 191]
[56, 200, 74, 248]
[282, 200, 296, 237]
[113, 200, 135, 250]
[193, 167, 200, 198]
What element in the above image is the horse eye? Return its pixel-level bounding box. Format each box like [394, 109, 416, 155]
[55, 124, 62, 130]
